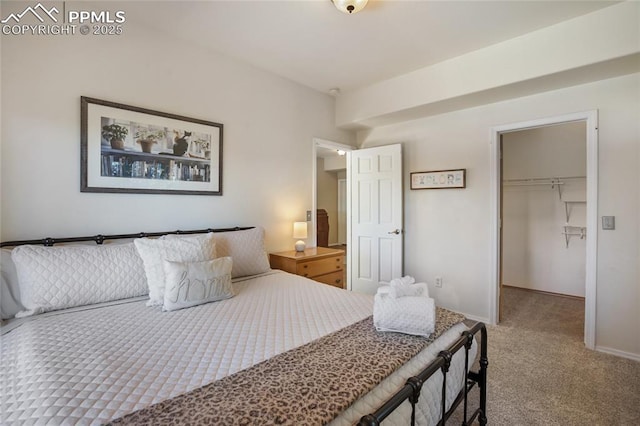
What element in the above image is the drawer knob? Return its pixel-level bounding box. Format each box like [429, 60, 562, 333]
[335, 279, 342, 284]
[303, 265, 308, 269]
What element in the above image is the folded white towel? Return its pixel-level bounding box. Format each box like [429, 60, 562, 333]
[380, 281, 429, 299]
[389, 275, 415, 288]
[397, 282, 429, 298]
[376, 285, 398, 298]
[373, 287, 436, 336]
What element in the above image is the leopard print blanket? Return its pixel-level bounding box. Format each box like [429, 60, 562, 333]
[109, 308, 465, 425]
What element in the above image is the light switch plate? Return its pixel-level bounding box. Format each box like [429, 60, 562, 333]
[602, 216, 615, 230]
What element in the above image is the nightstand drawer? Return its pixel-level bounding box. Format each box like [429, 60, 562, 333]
[314, 270, 344, 289]
[297, 256, 343, 277]
[269, 247, 345, 287]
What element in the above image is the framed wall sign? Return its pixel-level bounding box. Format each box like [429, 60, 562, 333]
[410, 169, 466, 190]
[81, 97, 223, 195]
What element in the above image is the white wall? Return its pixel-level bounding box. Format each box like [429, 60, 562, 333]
[358, 73, 640, 358]
[0, 24, 354, 252]
[502, 124, 587, 297]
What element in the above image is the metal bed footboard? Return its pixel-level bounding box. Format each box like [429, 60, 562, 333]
[358, 322, 487, 426]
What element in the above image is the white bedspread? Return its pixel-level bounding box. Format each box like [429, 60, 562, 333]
[1, 270, 472, 425]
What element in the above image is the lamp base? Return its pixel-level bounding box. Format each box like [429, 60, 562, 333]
[295, 240, 306, 252]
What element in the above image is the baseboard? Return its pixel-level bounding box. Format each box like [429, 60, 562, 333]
[595, 345, 640, 362]
[459, 312, 491, 325]
[502, 284, 585, 301]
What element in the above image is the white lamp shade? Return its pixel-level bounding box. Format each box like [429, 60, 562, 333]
[332, 0, 368, 14]
[293, 222, 308, 252]
[293, 222, 308, 239]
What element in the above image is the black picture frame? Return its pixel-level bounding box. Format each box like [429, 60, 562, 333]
[410, 169, 466, 189]
[81, 96, 223, 195]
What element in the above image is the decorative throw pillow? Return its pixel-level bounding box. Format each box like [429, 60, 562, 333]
[134, 233, 216, 306]
[11, 243, 148, 317]
[162, 257, 233, 312]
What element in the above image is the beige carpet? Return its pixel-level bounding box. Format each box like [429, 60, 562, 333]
[450, 286, 640, 425]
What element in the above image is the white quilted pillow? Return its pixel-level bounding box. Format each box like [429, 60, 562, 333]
[215, 227, 270, 277]
[11, 243, 148, 317]
[1, 248, 24, 319]
[166, 227, 270, 278]
[134, 233, 216, 306]
[162, 257, 233, 312]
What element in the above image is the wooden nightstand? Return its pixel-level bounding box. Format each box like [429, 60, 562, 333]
[269, 247, 345, 289]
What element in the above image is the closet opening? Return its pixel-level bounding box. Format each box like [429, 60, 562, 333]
[500, 122, 587, 342]
[490, 110, 598, 350]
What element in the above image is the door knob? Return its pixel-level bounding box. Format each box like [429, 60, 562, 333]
[388, 229, 401, 235]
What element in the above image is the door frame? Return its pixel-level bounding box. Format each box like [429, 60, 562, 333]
[489, 110, 598, 349]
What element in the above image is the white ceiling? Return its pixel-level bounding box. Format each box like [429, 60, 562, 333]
[128, 1, 617, 94]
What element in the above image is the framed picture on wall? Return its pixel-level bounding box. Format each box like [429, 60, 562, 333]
[410, 169, 466, 189]
[81, 96, 223, 195]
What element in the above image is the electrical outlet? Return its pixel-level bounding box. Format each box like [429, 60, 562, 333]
[435, 277, 443, 288]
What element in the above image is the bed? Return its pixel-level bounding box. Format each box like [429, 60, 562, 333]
[0, 227, 487, 425]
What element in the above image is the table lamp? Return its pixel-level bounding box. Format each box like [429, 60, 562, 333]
[293, 222, 308, 252]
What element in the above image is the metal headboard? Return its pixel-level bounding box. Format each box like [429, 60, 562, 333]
[0, 226, 253, 248]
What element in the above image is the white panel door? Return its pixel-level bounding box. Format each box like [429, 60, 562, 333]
[350, 144, 403, 294]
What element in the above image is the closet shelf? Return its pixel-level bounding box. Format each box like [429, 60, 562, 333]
[502, 176, 585, 200]
[563, 225, 586, 248]
[503, 177, 563, 199]
[504, 175, 586, 248]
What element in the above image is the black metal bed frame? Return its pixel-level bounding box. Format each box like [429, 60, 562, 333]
[1, 226, 487, 426]
[359, 321, 488, 426]
[0, 226, 253, 248]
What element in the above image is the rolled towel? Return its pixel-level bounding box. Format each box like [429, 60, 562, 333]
[381, 282, 429, 299]
[373, 292, 436, 337]
[389, 275, 415, 288]
[407, 282, 429, 298]
[375, 285, 398, 299]
[395, 282, 430, 298]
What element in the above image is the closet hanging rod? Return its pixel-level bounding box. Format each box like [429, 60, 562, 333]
[503, 181, 565, 187]
[502, 175, 586, 184]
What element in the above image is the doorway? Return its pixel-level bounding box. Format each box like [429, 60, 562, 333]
[312, 138, 353, 285]
[312, 138, 352, 247]
[312, 140, 404, 294]
[490, 111, 598, 349]
[500, 122, 587, 339]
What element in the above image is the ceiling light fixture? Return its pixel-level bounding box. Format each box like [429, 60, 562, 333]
[331, 0, 368, 14]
